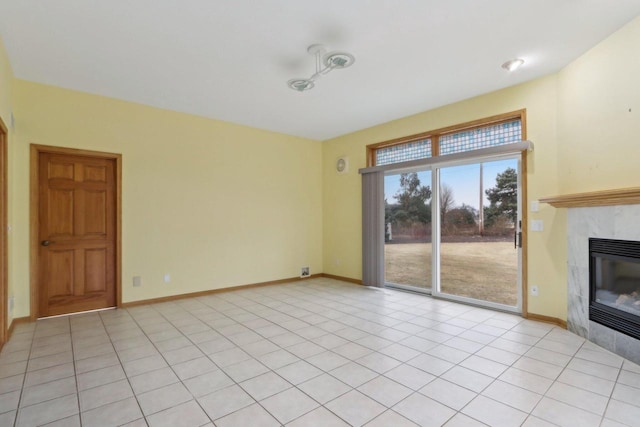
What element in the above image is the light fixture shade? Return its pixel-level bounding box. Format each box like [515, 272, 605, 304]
[324, 52, 355, 69]
[287, 78, 315, 92]
[502, 58, 525, 71]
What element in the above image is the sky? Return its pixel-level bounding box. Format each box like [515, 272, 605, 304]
[384, 158, 517, 210]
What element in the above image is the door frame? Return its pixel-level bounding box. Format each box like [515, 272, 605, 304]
[382, 152, 528, 315]
[30, 144, 122, 320]
[0, 118, 7, 344]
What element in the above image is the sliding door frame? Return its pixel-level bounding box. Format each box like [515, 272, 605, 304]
[384, 166, 434, 294]
[366, 142, 530, 315]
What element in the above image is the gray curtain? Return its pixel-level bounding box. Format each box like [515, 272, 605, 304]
[361, 171, 385, 287]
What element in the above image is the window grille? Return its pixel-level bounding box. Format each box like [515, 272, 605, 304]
[439, 120, 522, 156]
[375, 138, 432, 166]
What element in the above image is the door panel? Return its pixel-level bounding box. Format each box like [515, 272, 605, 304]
[47, 250, 74, 297]
[48, 190, 74, 236]
[84, 191, 107, 234]
[84, 165, 107, 182]
[48, 161, 74, 180]
[384, 170, 433, 292]
[435, 158, 521, 311]
[85, 249, 107, 293]
[38, 152, 116, 317]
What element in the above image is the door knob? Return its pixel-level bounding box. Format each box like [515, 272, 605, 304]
[41, 240, 50, 247]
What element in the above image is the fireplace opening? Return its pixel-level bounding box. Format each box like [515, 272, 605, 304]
[589, 238, 640, 340]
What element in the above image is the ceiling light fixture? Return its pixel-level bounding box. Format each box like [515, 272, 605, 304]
[287, 44, 355, 92]
[501, 58, 525, 72]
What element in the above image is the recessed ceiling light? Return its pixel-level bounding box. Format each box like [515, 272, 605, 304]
[502, 58, 525, 72]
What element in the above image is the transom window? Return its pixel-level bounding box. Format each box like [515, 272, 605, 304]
[375, 138, 432, 166]
[367, 111, 524, 167]
[439, 119, 521, 155]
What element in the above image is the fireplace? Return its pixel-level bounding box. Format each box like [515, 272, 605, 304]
[589, 238, 640, 340]
[557, 199, 640, 364]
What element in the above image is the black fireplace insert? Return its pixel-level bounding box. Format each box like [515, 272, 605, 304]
[589, 238, 640, 340]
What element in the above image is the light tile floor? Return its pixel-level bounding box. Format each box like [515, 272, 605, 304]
[1, 278, 639, 426]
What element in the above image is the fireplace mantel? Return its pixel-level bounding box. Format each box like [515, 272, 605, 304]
[540, 187, 640, 208]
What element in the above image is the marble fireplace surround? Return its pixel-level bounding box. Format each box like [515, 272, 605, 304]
[541, 187, 640, 365]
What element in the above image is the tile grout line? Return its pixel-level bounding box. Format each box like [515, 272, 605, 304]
[145, 298, 272, 425]
[171, 285, 384, 425]
[11, 323, 37, 427]
[0, 284, 544, 424]
[17, 317, 76, 426]
[139, 294, 325, 425]
[5, 279, 640, 426]
[197, 283, 522, 425]
[137, 294, 635, 426]
[156, 288, 349, 425]
[211, 282, 541, 424]
[95, 309, 148, 426]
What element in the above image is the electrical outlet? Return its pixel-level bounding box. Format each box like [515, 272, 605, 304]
[300, 267, 310, 278]
[163, 274, 171, 283]
[133, 276, 142, 287]
[8, 296, 14, 316]
[530, 285, 539, 296]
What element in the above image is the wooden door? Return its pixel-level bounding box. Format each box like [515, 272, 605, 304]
[38, 152, 116, 317]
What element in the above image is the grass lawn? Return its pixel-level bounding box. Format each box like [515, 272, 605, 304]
[384, 241, 518, 306]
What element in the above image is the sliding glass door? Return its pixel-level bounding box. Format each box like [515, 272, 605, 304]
[433, 157, 522, 311]
[382, 155, 522, 312]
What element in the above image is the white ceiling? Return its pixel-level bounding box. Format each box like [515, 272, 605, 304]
[1, 1, 640, 140]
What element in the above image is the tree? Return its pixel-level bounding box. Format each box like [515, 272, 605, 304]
[391, 173, 431, 225]
[439, 183, 455, 225]
[447, 204, 477, 225]
[485, 167, 517, 226]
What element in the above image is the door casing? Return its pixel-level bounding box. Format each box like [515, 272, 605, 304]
[30, 144, 122, 319]
[0, 118, 7, 345]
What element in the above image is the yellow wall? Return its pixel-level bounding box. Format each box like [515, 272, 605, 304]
[10, 80, 323, 316]
[557, 15, 640, 193]
[3, 14, 640, 322]
[322, 76, 567, 319]
[0, 39, 11, 121]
